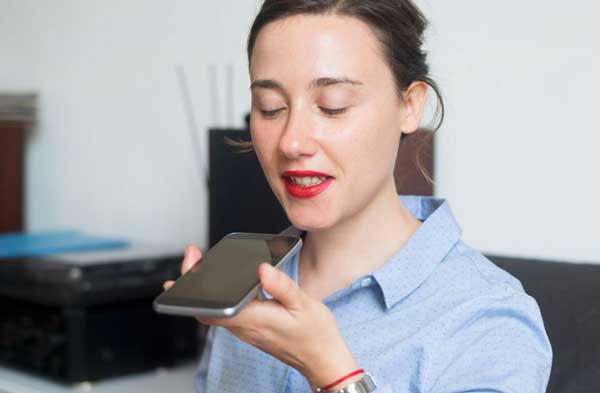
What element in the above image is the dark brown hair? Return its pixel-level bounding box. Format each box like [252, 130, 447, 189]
[232, 0, 444, 181]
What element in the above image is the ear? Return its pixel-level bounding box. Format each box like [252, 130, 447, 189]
[399, 81, 429, 134]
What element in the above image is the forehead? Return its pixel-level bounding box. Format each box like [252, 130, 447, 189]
[250, 14, 391, 86]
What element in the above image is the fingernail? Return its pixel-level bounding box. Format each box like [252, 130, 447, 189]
[262, 263, 274, 278]
[184, 246, 190, 257]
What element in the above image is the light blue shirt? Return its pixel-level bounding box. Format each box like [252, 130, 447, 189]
[195, 196, 552, 392]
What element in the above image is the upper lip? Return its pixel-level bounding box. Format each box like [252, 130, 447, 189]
[282, 170, 333, 178]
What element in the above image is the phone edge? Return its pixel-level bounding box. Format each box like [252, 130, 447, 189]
[153, 235, 303, 318]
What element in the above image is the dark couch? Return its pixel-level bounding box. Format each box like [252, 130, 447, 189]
[490, 255, 600, 393]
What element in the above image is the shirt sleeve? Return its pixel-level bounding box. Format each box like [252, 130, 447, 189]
[428, 289, 553, 393]
[194, 326, 216, 393]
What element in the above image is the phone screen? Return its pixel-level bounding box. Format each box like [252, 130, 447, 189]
[160, 233, 301, 308]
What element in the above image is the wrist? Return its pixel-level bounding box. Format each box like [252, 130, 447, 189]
[315, 372, 377, 393]
[319, 369, 365, 391]
[302, 348, 361, 389]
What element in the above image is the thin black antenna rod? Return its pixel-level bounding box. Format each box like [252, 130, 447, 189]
[176, 65, 209, 188]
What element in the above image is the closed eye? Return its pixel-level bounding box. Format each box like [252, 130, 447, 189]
[261, 108, 286, 118]
[320, 107, 348, 116]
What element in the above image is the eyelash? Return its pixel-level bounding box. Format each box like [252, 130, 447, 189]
[320, 107, 348, 116]
[260, 107, 348, 118]
[261, 108, 285, 118]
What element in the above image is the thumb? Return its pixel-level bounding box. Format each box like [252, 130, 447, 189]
[181, 245, 202, 275]
[259, 263, 303, 311]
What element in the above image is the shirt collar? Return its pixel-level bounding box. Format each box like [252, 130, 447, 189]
[372, 195, 462, 309]
[280, 195, 462, 310]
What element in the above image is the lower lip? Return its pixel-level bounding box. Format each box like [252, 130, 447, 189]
[283, 177, 334, 199]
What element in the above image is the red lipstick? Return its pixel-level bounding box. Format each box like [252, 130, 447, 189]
[282, 170, 334, 199]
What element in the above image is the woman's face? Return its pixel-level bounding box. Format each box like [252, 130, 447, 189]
[250, 14, 420, 231]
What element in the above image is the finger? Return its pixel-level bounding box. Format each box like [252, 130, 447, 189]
[258, 263, 303, 311]
[196, 314, 237, 327]
[181, 245, 203, 275]
[163, 280, 174, 291]
[195, 299, 264, 327]
[196, 316, 219, 326]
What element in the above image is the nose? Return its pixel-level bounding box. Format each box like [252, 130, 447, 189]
[278, 107, 318, 160]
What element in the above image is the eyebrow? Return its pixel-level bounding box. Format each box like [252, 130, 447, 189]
[250, 76, 362, 91]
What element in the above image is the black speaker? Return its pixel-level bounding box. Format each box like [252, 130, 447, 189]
[208, 128, 290, 246]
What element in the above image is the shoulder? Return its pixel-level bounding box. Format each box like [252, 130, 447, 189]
[414, 240, 550, 346]
[421, 243, 553, 392]
[437, 239, 529, 301]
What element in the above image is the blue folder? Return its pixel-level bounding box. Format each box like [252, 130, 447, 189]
[0, 230, 130, 259]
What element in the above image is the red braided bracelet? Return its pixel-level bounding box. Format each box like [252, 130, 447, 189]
[321, 368, 364, 390]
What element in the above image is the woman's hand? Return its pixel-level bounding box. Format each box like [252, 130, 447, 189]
[162, 245, 361, 389]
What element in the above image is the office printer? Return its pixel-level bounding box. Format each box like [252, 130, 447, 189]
[0, 245, 202, 383]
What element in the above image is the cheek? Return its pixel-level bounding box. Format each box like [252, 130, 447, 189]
[365, 108, 402, 171]
[321, 111, 399, 179]
[250, 120, 279, 173]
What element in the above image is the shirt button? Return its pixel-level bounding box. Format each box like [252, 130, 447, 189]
[360, 277, 373, 287]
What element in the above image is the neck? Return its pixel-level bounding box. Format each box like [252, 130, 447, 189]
[299, 179, 421, 295]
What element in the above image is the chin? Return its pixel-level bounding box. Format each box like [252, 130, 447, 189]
[284, 205, 336, 232]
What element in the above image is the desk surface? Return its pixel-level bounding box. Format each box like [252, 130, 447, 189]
[0, 363, 197, 393]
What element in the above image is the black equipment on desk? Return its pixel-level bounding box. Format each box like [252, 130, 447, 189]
[0, 246, 202, 383]
[208, 128, 290, 247]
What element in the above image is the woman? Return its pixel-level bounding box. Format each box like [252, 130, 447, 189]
[165, 1, 552, 392]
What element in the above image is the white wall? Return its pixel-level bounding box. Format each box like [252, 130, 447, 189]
[417, 0, 600, 262]
[0, 0, 260, 249]
[1, 1, 598, 261]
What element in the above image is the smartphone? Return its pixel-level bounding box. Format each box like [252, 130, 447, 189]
[153, 232, 302, 318]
